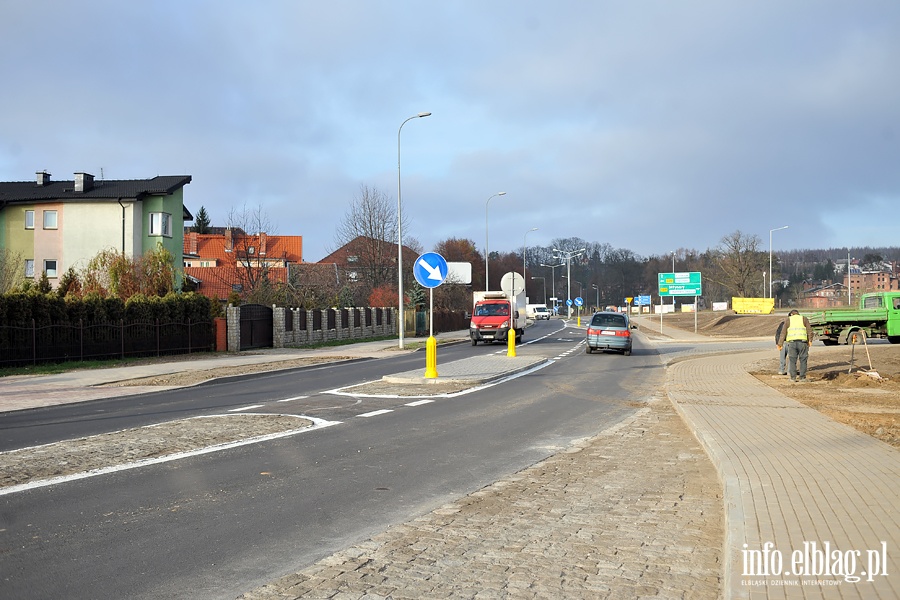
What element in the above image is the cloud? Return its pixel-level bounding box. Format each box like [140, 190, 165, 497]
[2, 1, 898, 262]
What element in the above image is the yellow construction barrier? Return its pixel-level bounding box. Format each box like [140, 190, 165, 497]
[732, 297, 775, 314]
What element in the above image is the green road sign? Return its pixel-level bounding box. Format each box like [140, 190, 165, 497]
[658, 271, 702, 296]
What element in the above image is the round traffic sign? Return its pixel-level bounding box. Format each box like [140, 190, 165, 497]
[413, 252, 448, 289]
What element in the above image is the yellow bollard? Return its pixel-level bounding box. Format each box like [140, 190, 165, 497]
[507, 329, 516, 357]
[424, 335, 438, 378]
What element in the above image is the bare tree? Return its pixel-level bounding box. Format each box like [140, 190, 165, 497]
[710, 230, 767, 298]
[223, 203, 277, 299]
[332, 185, 409, 295]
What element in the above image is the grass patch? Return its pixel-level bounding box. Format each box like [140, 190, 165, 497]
[0, 352, 219, 378]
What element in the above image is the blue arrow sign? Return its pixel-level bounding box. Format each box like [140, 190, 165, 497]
[413, 252, 448, 289]
[566, 299, 573, 306]
[574, 297, 584, 307]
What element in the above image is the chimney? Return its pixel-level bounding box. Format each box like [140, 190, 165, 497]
[225, 228, 233, 252]
[259, 232, 267, 256]
[189, 231, 198, 254]
[74, 172, 94, 192]
[36, 171, 51, 186]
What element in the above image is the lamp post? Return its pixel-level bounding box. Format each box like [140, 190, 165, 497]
[671, 251, 676, 310]
[769, 225, 789, 300]
[541, 262, 564, 312]
[563, 277, 584, 299]
[531, 276, 546, 304]
[591, 283, 599, 310]
[397, 111, 431, 350]
[554, 248, 585, 317]
[523, 227, 538, 297]
[484, 192, 507, 291]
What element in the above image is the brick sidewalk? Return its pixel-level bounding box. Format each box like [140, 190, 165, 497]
[239, 394, 724, 599]
[668, 350, 899, 600]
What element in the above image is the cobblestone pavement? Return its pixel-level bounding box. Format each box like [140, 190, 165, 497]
[238, 393, 724, 599]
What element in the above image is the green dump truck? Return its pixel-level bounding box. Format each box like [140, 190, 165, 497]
[804, 291, 900, 345]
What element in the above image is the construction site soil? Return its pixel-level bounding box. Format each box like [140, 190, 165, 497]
[641, 311, 899, 448]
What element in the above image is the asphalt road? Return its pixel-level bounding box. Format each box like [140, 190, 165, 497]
[0, 321, 665, 599]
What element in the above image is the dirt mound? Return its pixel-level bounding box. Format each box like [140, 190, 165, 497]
[653, 311, 784, 338]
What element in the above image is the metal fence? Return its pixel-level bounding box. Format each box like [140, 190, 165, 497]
[0, 319, 215, 368]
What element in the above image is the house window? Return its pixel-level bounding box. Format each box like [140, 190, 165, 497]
[149, 212, 172, 237]
[25, 210, 35, 229]
[44, 259, 58, 278]
[25, 259, 34, 278]
[43, 210, 58, 229]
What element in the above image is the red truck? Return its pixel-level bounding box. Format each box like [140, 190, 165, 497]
[469, 291, 526, 346]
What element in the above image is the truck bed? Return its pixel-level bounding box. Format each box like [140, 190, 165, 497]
[805, 308, 888, 326]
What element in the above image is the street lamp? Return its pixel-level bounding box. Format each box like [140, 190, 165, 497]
[562, 276, 584, 298]
[541, 262, 564, 311]
[554, 248, 585, 317]
[591, 283, 599, 310]
[769, 225, 789, 300]
[397, 111, 431, 349]
[523, 227, 538, 296]
[531, 276, 546, 304]
[484, 192, 507, 291]
[671, 251, 676, 310]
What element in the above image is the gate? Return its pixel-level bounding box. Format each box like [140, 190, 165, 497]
[240, 304, 273, 350]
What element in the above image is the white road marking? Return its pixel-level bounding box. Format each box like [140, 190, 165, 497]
[278, 395, 309, 402]
[228, 404, 265, 412]
[357, 409, 393, 418]
[0, 415, 340, 497]
[405, 400, 434, 407]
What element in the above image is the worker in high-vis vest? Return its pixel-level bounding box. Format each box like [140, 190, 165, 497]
[776, 309, 814, 382]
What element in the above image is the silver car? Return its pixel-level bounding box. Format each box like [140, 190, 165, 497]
[585, 311, 635, 355]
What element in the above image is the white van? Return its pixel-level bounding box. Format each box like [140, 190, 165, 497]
[526, 303, 551, 320]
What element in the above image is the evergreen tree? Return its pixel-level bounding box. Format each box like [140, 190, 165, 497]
[193, 206, 211, 233]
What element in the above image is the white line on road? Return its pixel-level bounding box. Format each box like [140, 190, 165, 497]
[357, 409, 393, 418]
[228, 405, 265, 412]
[0, 415, 340, 497]
[278, 396, 309, 402]
[405, 400, 434, 407]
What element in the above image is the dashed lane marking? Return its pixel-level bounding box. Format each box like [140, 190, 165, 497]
[357, 409, 394, 418]
[278, 395, 309, 402]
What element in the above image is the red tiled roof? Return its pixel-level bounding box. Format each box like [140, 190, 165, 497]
[184, 266, 289, 301]
[183, 232, 302, 263]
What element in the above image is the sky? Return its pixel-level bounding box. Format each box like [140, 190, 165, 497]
[2, 1, 898, 262]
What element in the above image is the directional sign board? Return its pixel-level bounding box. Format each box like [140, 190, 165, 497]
[658, 272, 702, 297]
[414, 252, 448, 289]
[574, 297, 584, 307]
[635, 294, 652, 306]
